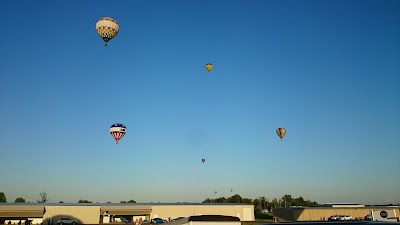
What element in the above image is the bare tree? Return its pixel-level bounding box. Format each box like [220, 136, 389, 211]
[37, 191, 49, 203]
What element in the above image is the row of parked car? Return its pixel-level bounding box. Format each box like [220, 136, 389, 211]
[328, 215, 353, 221]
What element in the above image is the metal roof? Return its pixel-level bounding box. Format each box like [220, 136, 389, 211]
[0, 203, 248, 206]
[0, 205, 44, 211]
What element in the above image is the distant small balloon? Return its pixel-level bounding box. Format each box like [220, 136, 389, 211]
[205, 63, 213, 72]
[201, 159, 205, 163]
[110, 123, 127, 144]
[276, 128, 286, 141]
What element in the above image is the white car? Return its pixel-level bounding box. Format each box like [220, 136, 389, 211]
[57, 217, 78, 225]
[337, 215, 353, 221]
[329, 215, 341, 221]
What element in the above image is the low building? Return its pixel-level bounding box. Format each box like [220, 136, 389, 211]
[273, 205, 400, 222]
[0, 203, 254, 224]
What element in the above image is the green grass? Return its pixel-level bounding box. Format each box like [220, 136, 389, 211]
[239, 212, 276, 225]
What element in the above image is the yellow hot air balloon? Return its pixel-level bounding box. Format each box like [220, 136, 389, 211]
[205, 63, 213, 72]
[96, 17, 119, 46]
[276, 128, 286, 141]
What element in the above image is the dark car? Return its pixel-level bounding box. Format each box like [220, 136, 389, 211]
[150, 218, 167, 224]
[171, 217, 185, 221]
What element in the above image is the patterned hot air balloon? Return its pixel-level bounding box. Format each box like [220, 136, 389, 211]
[110, 123, 126, 144]
[276, 128, 286, 141]
[205, 63, 213, 72]
[201, 159, 205, 163]
[96, 17, 119, 46]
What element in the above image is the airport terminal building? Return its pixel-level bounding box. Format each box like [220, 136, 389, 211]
[0, 203, 255, 224]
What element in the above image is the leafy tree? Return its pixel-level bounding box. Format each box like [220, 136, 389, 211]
[37, 191, 49, 203]
[59, 201, 64, 203]
[227, 194, 243, 203]
[214, 197, 228, 203]
[242, 198, 252, 205]
[281, 194, 293, 207]
[107, 202, 111, 203]
[120, 199, 136, 203]
[259, 197, 267, 211]
[270, 198, 279, 209]
[78, 199, 92, 203]
[304, 199, 319, 207]
[253, 199, 261, 212]
[293, 196, 305, 207]
[15, 197, 26, 203]
[202, 198, 212, 203]
[0, 192, 6, 202]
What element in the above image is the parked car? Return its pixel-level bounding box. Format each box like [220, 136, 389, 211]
[171, 217, 185, 221]
[338, 215, 353, 221]
[329, 215, 341, 221]
[364, 214, 372, 221]
[57, 217, 78, 225]
[150, 218, 167, 223]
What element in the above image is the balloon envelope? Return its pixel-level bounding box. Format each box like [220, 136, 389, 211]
[110, 123, 126, 144]
[205, 63, 213, 72]
[96, 17, 119, 46]
[276, 128, 286, 140]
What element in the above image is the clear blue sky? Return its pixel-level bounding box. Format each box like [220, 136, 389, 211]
[0, 0, 399, 205]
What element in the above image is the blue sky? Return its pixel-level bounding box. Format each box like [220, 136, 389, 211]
[0, 0, 399, 205]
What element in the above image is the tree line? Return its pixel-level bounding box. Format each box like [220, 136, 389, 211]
[1, 191, 319, 211]
[202, 194, 320, 211]
[0, 191, 49, 203]
[0, 192, 136, 204]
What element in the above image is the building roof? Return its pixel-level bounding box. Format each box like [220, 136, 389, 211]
[0, 203, 249, 206]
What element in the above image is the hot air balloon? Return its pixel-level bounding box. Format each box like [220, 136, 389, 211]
[205, 63, 213, 72]
[201, 159, 205, 163]
[230, 189, 233, 193]
[276, 128, 286, 141]
[214, 191, 217, 194]
[110, 123, 126, 144]
[96, 17, 119, 46]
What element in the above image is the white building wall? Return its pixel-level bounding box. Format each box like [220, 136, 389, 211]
[43, 206, 100, 225]
[150, 205, 254, 221]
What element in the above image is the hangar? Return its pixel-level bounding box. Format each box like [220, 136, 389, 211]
[0, 203, 255, 224]
[273, 204, 399, 221]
